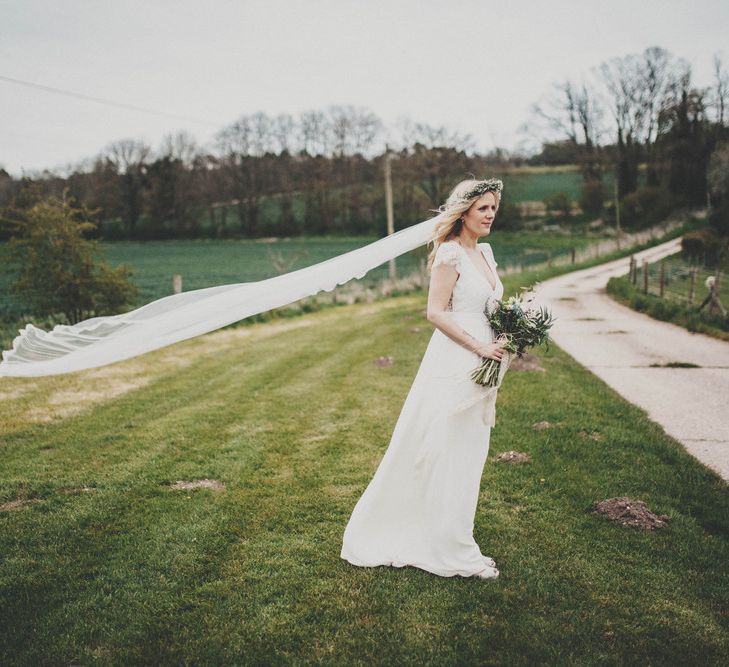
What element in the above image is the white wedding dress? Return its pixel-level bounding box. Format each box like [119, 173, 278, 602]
[341, 239, 506, 578]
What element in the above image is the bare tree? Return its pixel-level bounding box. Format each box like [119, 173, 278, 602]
[249, 112, 274, 156]
[215, 115, 262, 235]
[329, 105, 355, 158]
[711, 53, 729, 126]
[598, 47, 691, 192]
[192, 153, 229, 237]
[351, 108, 383, 156]
[299, 110, 331, 156]
[531, 78, 605, 180]
[637, 47, 691, 185]
[272, 114, 297, 154]
[105, 138, 151, 233]
[160, 130, 198, 166]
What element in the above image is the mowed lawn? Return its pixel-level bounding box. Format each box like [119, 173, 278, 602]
[1, 284, 728, 664]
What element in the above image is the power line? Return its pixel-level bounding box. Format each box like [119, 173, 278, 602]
[0, 74, 222, 129]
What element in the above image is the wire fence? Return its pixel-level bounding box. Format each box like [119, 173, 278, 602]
[626, 253, 728, 312]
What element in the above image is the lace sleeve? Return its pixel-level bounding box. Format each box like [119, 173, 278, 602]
[432, 241, 461, 271]
[482, 243, 498, 267]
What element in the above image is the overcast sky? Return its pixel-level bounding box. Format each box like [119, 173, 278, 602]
[2, 0, 728, 176]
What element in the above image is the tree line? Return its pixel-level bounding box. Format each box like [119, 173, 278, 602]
[529, 46, 729, 233]
[1, 45, 729, 241]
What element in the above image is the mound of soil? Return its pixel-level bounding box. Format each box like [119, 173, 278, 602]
[494, 451, 531, 463]
[509, 353, 545, 372]
[593, 497, 669, 530]
[373, 356, 394, 367]
[170, 479, 225, 491]
[532, 421, 552, 430]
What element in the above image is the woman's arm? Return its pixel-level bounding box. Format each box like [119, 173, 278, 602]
[426, 264, 505, 361]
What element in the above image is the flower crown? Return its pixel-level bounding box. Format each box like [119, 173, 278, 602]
[437, 178, 503, 214]
[460, 178, 503, 202]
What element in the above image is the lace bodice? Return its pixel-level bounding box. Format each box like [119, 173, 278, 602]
[432, 240, 504, 313]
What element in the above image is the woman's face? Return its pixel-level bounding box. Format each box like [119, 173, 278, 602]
[462, 192, 498, 238]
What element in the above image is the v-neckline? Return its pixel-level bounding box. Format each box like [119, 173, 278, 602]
[457, 242, 497, 291]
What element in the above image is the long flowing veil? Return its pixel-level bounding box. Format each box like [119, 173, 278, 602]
[0, 212, 444, 377]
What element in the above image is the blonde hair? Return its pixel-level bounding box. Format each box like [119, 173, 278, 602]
[426, 179, 502, 271]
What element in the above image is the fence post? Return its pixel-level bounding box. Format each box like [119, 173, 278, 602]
[571, 247, 575, 264]
[173, 274, 182, 294]
[547, 251, 552, 268]
[688, 268, 696, 305]
[629, 256, 635, 284]
[643, 259, 649, 294]
[659, 261, 665, 297]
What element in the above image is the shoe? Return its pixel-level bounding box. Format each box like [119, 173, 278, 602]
[475, 565, 499, 579]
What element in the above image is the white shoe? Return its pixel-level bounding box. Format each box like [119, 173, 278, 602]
[475, 565, 499, 579]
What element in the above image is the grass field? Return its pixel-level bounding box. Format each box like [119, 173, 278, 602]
[499, 167, 615, 203]
[0, 231, 594, 318]
[1, 271, 727, 664]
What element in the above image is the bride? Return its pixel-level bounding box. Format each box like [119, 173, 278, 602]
[341, 178, 507, 580]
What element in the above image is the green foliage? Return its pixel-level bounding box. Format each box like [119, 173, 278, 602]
[579, 179, 604, 216]
[493, 199, 523, 230]
[681, 229, 726, 264]
[543, 191, 571, 219]
[708, 141, 729, 237]
[619, 186, 673, 229]
[4, 197, 138, 323]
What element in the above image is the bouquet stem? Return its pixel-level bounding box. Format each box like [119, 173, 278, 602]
[470, 337, 517, 387]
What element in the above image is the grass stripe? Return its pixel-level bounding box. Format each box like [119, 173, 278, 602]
[1, 294, 727, 665]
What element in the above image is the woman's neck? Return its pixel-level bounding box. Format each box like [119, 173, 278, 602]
[455, 230, 479, 250]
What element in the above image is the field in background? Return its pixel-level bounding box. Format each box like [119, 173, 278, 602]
[0, 232, 595, 318]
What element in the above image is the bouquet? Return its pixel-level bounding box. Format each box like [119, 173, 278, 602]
[470, 288, 555, 387]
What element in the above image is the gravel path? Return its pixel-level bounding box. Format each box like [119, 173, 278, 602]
[535, 237, 729, 483]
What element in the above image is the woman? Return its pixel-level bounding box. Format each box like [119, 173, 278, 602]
[341, 178, 507, 580]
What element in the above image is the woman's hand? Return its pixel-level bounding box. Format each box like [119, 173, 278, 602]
[473, 335, 508, 360]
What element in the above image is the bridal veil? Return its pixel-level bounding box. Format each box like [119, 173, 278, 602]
[0, 213, 445, 377]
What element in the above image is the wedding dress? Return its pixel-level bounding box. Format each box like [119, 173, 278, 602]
[341, 239, 506, 578]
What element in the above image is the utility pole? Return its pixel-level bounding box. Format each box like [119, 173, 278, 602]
[384, 145, 396, 280]
[614, 177, 621, 251]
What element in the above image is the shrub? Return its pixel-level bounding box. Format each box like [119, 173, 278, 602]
[708, 142, 729, 236]
[494, 199, 522, 230]
[681, 229, 726, 265]
[580, 180, 604, 216]
[619, 186, 673, 229]
[4, 196, 138, 323]
[543, 192, 572, 218]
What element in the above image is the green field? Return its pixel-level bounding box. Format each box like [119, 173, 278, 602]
[1, 279, 727, 664]
[0, 232, 594, 318]
[502, 167, 615, 202]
